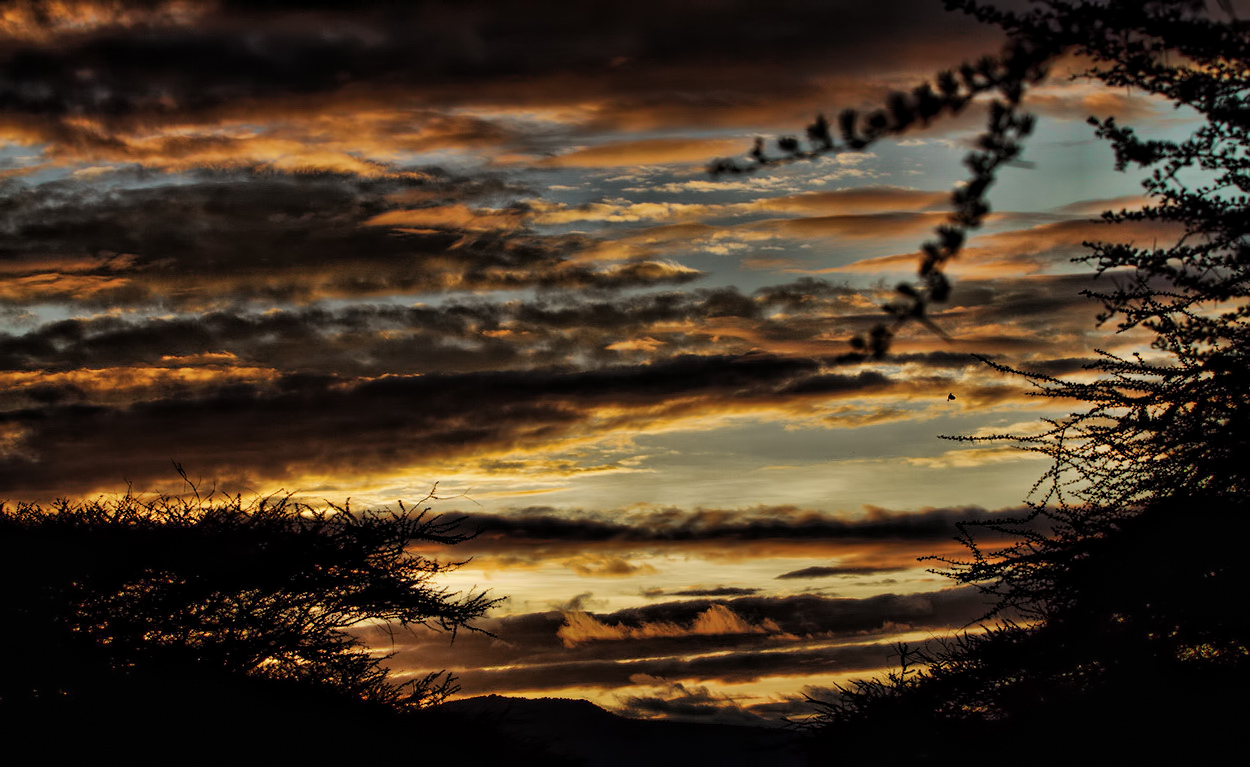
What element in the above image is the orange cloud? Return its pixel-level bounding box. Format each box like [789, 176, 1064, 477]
[0, 0, 207, 42]
[0, 365, 281, 410]
[749, 211, 949, 241]
[0, 113, 410, 176]
[0, 422, 33, 460]
[605, 337, 666, 353]
[949, 218, 1187, 277]
[528, 200, 722, 225]
[749, 187, 949, 216]
[365, 204, 527, 232]
[1052, 195, 1150, 216]
[0, 0, 1018, 182]
[557, 603, 782, 647]
[905, 446, 1051, 469]
[1026, 79, 1171, 123]
[0, 273, 135, 303]
[0, 97, 533, 176]
[564, 555, 658, 578]
[832, 216, 1186, 277]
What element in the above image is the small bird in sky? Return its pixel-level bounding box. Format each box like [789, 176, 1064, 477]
[948, 393, 956, 401]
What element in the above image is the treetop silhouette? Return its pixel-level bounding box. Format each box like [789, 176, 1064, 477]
[0, 470, 499, 718]
[747, 0, 1250, 760]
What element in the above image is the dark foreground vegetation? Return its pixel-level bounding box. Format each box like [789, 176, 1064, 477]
[748, 0, 1249, 762]
[0, 477, 524, 760]
[805, 495, 1250, 764]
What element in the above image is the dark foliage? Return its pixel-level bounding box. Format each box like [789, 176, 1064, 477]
[0, 472, 502, 755]
[712, 4, 1053, 357]
[935, 0, 1248, 622]
[788, 0, 1249, 761]
[807, 496, 1250, 764]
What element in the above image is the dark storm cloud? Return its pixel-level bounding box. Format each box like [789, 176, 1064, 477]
[453, 642, 896, 694]
[888, 350, 985, 369]
[840, 216, 1184, 280]
[430, 592, 986, 666]
[775, 565, 908, 579]
[667, 587, 762, 598]
[567, 588, 990, 639]
[870, 272, 1125, 361]
[455, 504, 1029, 551]
[752, 277, 861, 314]
[434, 504, 1052, 576]
[0, 172, 697, 308]
[778, 370, 890, 395]
[999, 356, 1100, 378]
[613, 682, 774, 726]
[0, 1, 1002, 121]
[0, 352, 853, 495]
[610, 678, 860, 726]
[391, 587, 992, 693]
[0, 306, 556, 379]
[0, 276, 874, 382]
[946, 274, 1108, 332]
[958, 273, 1112, 317]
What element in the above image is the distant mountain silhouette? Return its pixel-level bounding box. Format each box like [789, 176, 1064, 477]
[436, 695, 807, 767]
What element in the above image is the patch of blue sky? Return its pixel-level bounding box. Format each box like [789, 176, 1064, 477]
[0, 303, 124, 333]
[0, 141, 44, 171]
[1, 157, 208, 192]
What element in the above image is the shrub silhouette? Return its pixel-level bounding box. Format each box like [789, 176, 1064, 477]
[0, 472, 501, 757]
[734, 0, 1250, 761]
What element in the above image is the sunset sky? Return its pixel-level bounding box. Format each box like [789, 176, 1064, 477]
[1, 0, 1232, 724]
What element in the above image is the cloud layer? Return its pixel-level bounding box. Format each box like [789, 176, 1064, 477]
[0, 0, 1181, 723]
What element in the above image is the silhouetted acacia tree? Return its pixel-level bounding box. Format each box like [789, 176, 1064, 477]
[0, 473, 498, 719]
[934, 0, 1248, 637]
[759, 1, 1250, 761]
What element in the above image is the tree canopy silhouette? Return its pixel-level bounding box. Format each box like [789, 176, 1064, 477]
[725, 0, 1250, 761]
[0, 472, 500, 756]
[935, 0, 1248, 622]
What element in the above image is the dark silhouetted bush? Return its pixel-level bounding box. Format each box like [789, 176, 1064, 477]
[777, 1, 1249, 761]
[0, 474, 501, 756]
